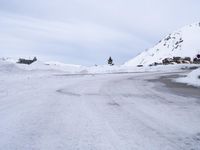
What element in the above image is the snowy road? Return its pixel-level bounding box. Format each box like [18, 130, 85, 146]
[0, 71, 200, 150]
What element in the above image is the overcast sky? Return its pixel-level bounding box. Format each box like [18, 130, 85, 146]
[0, 0, 199, 65]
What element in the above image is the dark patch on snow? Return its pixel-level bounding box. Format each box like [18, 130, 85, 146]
[121, 93, 138, 98]
[84, 93, 102, 97]
[56, 89, 81, 97]
[148, 74, 200, 100]
[108, 102, 120, 107]
[182, 133, 200, 150]
[181, 66, 200, 70]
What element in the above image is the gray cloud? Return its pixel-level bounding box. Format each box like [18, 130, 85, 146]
[0, 0, 200, 65]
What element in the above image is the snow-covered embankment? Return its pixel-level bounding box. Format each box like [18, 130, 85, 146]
[176, 68, 200, 87]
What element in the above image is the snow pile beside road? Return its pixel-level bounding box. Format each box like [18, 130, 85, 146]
[1, 57, 199, 75]
[176, 68, 200, 87]
[84, 65, 137, 74]
[18, 61, 83, 73]
[0, 59, 83, 74]
[0, 59, 22, 73]
[82, 65, 176, 74]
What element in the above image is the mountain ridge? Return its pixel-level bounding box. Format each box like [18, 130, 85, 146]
[125, 22, 200, 66]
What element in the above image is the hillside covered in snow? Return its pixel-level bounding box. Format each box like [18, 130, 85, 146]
[125, 23, 200, 66]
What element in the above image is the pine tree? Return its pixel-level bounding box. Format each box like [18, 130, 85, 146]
[33, 57, 37, 62]
[108, 57, 114, 66]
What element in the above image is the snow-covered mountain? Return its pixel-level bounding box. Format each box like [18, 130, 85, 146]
[125, 23, 200, 66]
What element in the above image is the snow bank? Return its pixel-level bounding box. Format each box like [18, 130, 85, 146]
[16, 61, 82, 72]
[0, 59, 82, 75]
[85, 64, 186, 74]
[176, 68, 200, 87]
[0, 59, 22, 73]
[1, 57, 199, 75]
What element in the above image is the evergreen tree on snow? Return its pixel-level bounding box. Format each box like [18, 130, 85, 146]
[108, 57, 114, 66]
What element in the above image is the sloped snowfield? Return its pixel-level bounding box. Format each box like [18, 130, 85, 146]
[125, 22, 200, 67]
[0, 62, 200, 150]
